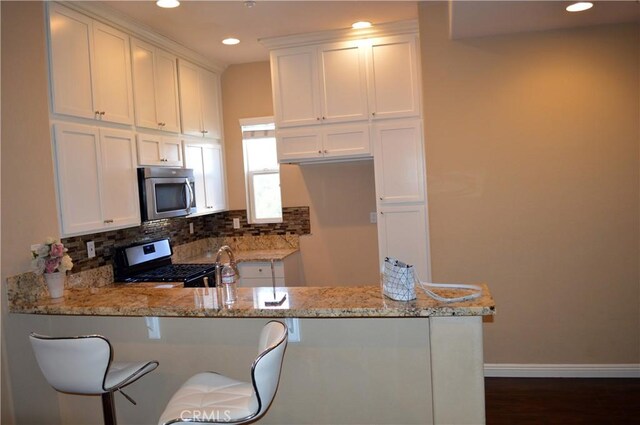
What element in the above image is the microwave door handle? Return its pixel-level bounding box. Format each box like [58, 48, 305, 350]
[184, 179, 194, 212]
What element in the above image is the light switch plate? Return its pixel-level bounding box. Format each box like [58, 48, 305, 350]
[145, 317, 161, 340]
[233, 218, 240, 229]
[86, 241, 96, 259]
[370, 212, 377, 224]
[189, 222, 194, 234]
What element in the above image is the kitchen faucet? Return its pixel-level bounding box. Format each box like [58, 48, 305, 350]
[214, 245, 239, 287]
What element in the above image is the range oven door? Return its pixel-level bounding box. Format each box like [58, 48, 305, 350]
[144, 177, 196, 220]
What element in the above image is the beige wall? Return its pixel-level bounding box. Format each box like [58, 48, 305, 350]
[420, 2, 640, 364]
[221, 63, 380, 286]
[1, 2, 61, 424]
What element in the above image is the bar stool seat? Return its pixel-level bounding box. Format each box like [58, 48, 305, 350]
[159, 321, 287, 425]
[30, 333, 158, 425]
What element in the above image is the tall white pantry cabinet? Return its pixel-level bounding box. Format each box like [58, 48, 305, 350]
[46, 3, 227, 237]
[265, 22, 431, 280]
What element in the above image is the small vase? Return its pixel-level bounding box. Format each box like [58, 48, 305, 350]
[44, 271, 66, 299]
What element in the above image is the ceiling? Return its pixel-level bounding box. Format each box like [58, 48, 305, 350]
[450, 0, 640, 40]
[93, 1, 639, 67]
[94, 1, 420, 66]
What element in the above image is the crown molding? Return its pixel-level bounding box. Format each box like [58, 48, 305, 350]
[56, 1, 226, 73]
[260, 19, 419, 50]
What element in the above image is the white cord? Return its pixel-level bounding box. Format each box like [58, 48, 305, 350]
[414, 270, 482, 303]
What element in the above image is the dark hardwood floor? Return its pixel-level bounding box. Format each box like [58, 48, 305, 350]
[485, 378, 640, 425]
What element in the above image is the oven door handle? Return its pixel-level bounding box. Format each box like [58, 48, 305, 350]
[184, 179, 194, 213]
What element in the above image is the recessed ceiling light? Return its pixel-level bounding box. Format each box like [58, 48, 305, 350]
[156, 0, 180, 8]
[222, 38, 240, 46]
[566, 2, 593, 12]
[352, 21, 372, 30]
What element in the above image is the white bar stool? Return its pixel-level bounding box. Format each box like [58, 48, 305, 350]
[29, 333, 159, 425]
[158, 320, 288, 425]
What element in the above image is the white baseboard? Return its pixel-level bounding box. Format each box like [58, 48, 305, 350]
[484, 363, 640, 378]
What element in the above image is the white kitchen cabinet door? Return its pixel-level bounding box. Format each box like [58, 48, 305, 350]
[131, 39, 181, 133]
[92, 22, 134, 125]
[54, 123, 103, 235]
[178, 60, 203, 137]
[184, 141, 227, 215]
[238, 262, 285, 288]
[322, 122, 371, 159]
[367, 35, 420, 120]
[155, 49, 181, 133]
[178, 60, 222, 139]
[373, 119, 425, 204]
[137, 134, 183, 167]
[184, 144, 207, 212]
[48, 4, 95, 120]
[203, 144, 227, 212]
[319, 41, 369, 123]
[199, 68, 222, 139]
[131, 38, 158, 130]
[276, 127, 323, 162]
[271, 46, 321, 128]
[99, 129, 140, 229]
[377, 204, 431, 281]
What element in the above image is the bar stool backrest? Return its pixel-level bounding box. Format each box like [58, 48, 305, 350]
[29, 333, 112, 395]
[251, 321, 288, 420]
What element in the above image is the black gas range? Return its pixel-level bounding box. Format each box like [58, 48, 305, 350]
[113, 239, 216, 288]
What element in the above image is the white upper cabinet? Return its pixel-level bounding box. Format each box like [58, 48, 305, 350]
[319, 41, 369, 123]
[367, 35, 421, 120]
[137, 133, 183, 167]
[271, 45, 320, 127]
[277, 122, 370, 163]
[54, 123, 140, 236]
[178, 60, 222, 139]
[271, 41, 368, 128]
[373, 118, 425, 204]
[131, 38, 181, 133]
[47, 4, 134, 125]
[99, 129, 141, 228]
[183, 139, 227, 214]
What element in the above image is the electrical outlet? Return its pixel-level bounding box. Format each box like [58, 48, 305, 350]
[144, 317, 161, 340]
[285, 318, 301, 342]
[370, 212, 377, 224]
[86, 241, 96, 259]
[189, 222, 194, 234]
[233, 218, 240, 229]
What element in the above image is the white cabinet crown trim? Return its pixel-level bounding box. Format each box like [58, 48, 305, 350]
[56, 1, 225, 73]
[260, 19, 418, 50]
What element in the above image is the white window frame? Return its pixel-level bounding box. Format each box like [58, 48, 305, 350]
[240, 116, 282, 224]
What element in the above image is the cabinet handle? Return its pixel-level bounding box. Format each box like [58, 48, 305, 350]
[318, 150, 322, 154]
[380, 212, 384, 215]
[379, 197, 383, 200]
[201, 130, 209, 134]
[316, 117, 320, 121]
[158, 122, 166, 127]
[100, 111, 105, 116]
[324, 149, 328, 154]
[372, 112, 376, 116]
[94, 110, 100, 118]
[322, 116, 326, 120]
[104, 219, 114, 224]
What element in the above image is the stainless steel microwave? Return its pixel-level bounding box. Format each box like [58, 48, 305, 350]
[137, 167, 196, 221]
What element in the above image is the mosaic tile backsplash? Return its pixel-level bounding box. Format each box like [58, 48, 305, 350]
[62, 207, 310, 273]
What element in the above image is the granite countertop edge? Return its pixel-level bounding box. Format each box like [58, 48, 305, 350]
[8, 284, 496, 319]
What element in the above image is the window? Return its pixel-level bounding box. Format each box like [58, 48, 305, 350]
[240, 117, 282, 224]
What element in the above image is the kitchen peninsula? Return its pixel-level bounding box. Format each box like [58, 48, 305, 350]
[8, 273, 495, 425]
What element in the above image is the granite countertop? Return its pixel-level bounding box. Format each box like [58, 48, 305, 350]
[9, 283, 495, 318]
[180, 248, 298, 264]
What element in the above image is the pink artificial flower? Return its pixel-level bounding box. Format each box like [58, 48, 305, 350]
[45, 257, 60, 274]
[50, 243, 65, 258]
